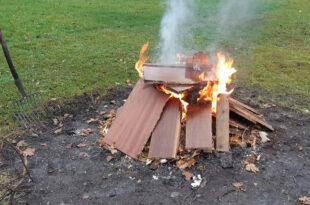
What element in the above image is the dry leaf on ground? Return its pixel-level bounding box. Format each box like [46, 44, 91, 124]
[17, 140, 27, 148]
[77, 143, 86, 148]
[244, 154, 257, 165]
[182, 171, 194, 180]
[233, 182, 246, 192]
[259, 131, 270, 143]
[176, 158, 196, 170]
[52, 118, 59, 125]
[82, 195, 89, 200]
[54, 128, 62, 134]
[86, 118, 97, 124]
[106, 155, 114, 162]
[81, 128, 92, 136]
[50, 98, 57, 101]
[79, 152, 89, 158]
[40, 143, 47, 146]
[64, 113, 71, 118]
[98, 138, 105, 147]
[298, 196, 310, 205]
[136, 179, 141, 183]
[22, 148, 35, 157]
[245, 163, 259, 173]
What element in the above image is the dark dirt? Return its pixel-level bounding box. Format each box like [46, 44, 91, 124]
[1, 85, 310, 205]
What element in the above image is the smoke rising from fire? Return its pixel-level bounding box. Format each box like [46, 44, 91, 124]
[208, 0, 258, 51]
[157, 0, 195, 64]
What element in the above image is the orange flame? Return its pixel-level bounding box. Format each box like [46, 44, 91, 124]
[156, 85, 189, 121]
[197, 52, 236, 112]
[135, 42, 149, 78]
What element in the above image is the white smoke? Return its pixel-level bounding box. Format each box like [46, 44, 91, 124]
[157, 0, 195, 64]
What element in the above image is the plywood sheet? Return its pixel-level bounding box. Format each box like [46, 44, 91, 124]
[104, 80, 170, 158]
[186, 102, 212, 149]
[148, 98, 181, 158]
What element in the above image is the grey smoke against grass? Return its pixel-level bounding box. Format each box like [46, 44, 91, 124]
[208, 0, 258, 52]
[157, 0, 196, 64]
[156, 0, 257, 63]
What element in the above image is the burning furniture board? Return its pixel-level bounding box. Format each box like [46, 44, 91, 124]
[103, 45, 273, 159]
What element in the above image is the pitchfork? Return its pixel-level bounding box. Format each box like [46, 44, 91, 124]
[0, 28, 46, 129]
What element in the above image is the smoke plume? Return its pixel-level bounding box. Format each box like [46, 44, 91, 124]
[157, 0, 195, 64]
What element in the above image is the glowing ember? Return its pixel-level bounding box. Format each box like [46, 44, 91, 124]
[156, 85, 189, 121]
[135, 42, 149, 78]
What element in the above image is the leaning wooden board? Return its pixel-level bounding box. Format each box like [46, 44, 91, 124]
[148, 98, 181, 158]
[186, 102, 212, 149]
[103, 80, 170, 158]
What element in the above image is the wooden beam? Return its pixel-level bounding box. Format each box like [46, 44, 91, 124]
[103, 80, 170, 158]
[148, 98, 181, 158]
[216, 94, 230, 152]
[143, 65, 217, 85]
[186, 102, 212, 149]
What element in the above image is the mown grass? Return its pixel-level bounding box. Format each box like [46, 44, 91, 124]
[0, 0, 309, 134]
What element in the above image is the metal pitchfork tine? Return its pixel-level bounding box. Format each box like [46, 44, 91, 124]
[0, 28, 46, 129]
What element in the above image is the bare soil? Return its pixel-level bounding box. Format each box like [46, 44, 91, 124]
[1, 85, 310, 205]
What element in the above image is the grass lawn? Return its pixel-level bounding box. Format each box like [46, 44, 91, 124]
[0, 0, 309, 134]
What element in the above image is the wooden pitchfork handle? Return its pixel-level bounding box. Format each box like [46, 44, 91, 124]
[0, 28, 27, 97]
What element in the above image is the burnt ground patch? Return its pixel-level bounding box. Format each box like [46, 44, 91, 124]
[1, 85, 310, 205]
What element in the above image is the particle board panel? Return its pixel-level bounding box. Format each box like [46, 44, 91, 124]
[148, 98, 181, 158]
[186, 102, 212, 149]
[216, 94, 230, 152]
[103, 80, 170, 158]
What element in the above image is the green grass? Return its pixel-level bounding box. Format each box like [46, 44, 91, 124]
[0, 0, 309, 134]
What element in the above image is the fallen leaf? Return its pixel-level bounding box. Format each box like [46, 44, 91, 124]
[137, 179, 141, 183]
[64, 113, 71, 118]
[66, 143, 72, 149]
[81, 128, 92, 136]
[50, 98, 57, 101]
[176, 158, 196, 170]
[110, 100, 116, 104]
[96, 110, 106, 115]
[52, 118, 59, 125]
[253, 183, 258, 186]
[40, 143, 47, 146]
[299, 146, 303, 151]
[22, 148, 35, 157]
[182, 171, 194, 180]
[54, 128, 62, 134]
[77, 143, 86, 148]
[58, 122, 63, 127]
[245, 163, 259, 173]
[82, 195, 89, 200]
[233, 182, 246, 192]
[149, 160, 160, 170]
[25, 36, 28, 41]
[106, 155, 114, 162]
[230, 135, 242, 146]
[259, 131, 270, 143]
[98, 138, 105, 147]
[12, 140, 17, 144]
[298, 196, 310, 205]
[86, 118, 97, 124]
[17, 140, 27, 148]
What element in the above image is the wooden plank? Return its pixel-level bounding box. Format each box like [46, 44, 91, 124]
[148, 98, 181, 158]
[216, 94, 230, 152]
[103, 80, 170, 158]
[228, 97, 260, 115]
[143, 65, 217, 85]
[186, 102, 212, 149]
[229, 100, 273, 131]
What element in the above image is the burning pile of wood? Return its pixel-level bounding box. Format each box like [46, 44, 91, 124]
[103, 46, 273, 159]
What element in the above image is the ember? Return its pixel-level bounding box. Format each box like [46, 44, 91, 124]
[102, 43, 273, 159]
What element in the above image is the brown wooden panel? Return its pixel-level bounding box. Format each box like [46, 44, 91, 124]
[216, 94, 230, 152]
[148, 98, 181, 158]
[143, 65, 217, 85]
[103, 80, 170, 158]
[186, 102, 212, 149]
